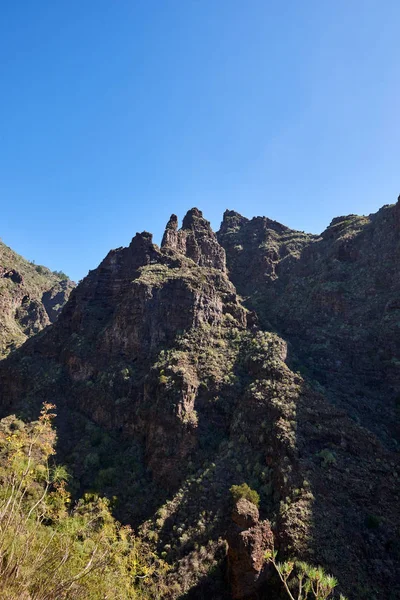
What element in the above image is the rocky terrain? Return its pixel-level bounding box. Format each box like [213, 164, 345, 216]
[0, 204, 399, 599]
[0, 239, 75, 357]
[217, 201, 400, 446]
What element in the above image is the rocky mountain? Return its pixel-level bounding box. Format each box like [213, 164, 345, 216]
[0, 204, 399, 599]
[217, 201, 400, 445]
[0, 239, 75, 357]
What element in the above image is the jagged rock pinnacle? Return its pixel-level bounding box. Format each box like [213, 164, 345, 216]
[182, 207, 204, 229]
[161, 209, 226, 272]
[165, 214, 178, 230]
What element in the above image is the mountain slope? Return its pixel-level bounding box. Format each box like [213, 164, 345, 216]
[0, 207, 399, 599]
[0, 239, 75, 357]
[218, 200, 400, 446]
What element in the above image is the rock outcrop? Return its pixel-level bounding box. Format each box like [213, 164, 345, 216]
[218, 200, 400, 445]
[227, 499, 273, 599]
[162, 208, 226, 272]
[0, 240, 75, 357]
[0, 213, 246, 492]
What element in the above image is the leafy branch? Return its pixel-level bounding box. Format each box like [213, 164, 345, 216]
[264, 546, 348, 600]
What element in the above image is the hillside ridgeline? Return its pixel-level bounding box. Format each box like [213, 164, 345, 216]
[0, 239, 75, 357]
[0, 204, 399, 599]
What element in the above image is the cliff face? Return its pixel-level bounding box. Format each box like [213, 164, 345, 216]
[218, 201, 400, 445]
[0, 240, 75, 357]
[0, 206, 399, 599]
[162, 208, 227, 272]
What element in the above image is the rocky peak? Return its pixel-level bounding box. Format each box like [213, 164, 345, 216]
[218, 197, 400, 445]
[231, 498, 260, 529]
[164, 214, 178, 232]
[329, 214, 358, 227]
[219, 210, 249, 235]
[181, 207, 206, 230]
[127, 231, 160, 270]
[219, 210, 291, 238]
[161, 208, 226, 272]
[94, 231, 161, 279]
[161, 214, 186, 256]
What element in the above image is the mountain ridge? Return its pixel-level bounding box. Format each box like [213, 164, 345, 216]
[0, 238, 75, 357]
[0, 202, 399, 599]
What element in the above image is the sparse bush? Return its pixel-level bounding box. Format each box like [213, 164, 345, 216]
[52, 269, 69, 280]
[230, 483, 260, 507]
[265, 546, 348, 600]
[317, 449, 337, 468]
[35, 264, 49, 275]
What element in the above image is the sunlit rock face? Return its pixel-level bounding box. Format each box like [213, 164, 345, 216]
[0, 240, 75, 357]
[162, 208, 227, 272]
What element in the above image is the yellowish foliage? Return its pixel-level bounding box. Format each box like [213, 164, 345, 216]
[0, 404, 169, 600]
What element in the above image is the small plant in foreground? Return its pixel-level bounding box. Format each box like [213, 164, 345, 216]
[264, 546, 348, 600]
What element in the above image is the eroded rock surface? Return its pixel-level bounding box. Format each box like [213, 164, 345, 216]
[218, 200, 400, 444]
[227, 499, 273, 599]
[162, 208, 226, 272]
[0, 240, 75, 357]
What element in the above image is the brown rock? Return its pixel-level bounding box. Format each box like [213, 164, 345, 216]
[217, 199, 400, 441]
[162, 208, 227, 272]
[0, 241, 75, 357]
[232, 498, 259, 529]
[227, 500, 273, 599]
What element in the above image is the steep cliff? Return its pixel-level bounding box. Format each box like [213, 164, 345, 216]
[0, 207, 399, 599]
[0, 239, 75, 357]
[218, 201, 400, 446]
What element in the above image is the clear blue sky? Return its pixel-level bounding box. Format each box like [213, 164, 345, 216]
[1, 1, 399, 281]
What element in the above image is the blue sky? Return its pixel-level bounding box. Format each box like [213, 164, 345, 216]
[1, 1, 399, 281]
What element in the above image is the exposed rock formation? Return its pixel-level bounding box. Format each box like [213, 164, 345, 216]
[218, 201, 400, 445]
[162, 208, 226, 272]
[0, 240, 75, 357]
[42, 279, 78, 323]
[227, 499, 273, 599]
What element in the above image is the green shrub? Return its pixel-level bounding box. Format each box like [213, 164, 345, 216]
[95, 467, 117, 487]
[84, 452, 100, 470]
[0, 404, 169, 599]
[52, 269, 69, 280]
[230, 483, 260, 507]
[265, 547, 348, 600]
[35, 265, 48, 275]
[365, 514, 381, 529]
[317, 449, 337, 467]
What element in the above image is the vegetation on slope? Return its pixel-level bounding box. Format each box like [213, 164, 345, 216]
[0, 239, 74, 357]
[0, 403, 168, 600]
